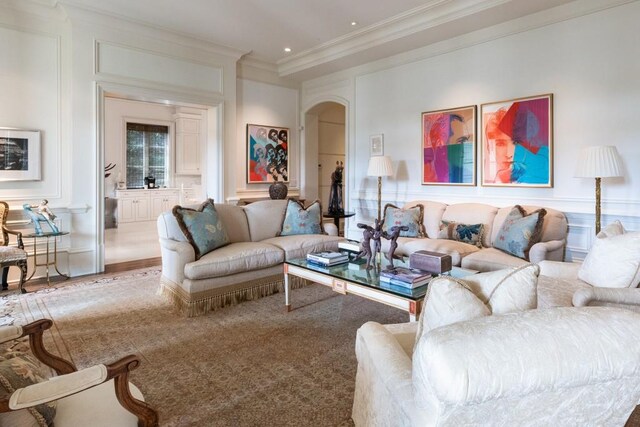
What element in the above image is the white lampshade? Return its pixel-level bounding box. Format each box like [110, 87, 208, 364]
[575, 146, 622, 178]
[367, 155, 394, 177]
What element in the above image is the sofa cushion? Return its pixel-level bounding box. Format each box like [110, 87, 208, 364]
[244, 200, 287, 242]
[0, 350, 56, 427]
[493, 205, 546, 260]
[262, 235, 343, 260]
[183, 242, 284, 280]
[416, 264, 539, 345]
[381, 204, 425, 238]
[437, 221, 484, 248]
[173, 199, 230, 260]
[279, 200, 324, 236]
[578, 231, 640, 288]
[597, 220, 625, 238]
[401, 238, 479, 266]
[460, 247, 529, 272]
[214, 204, 251, 243]
[537, 274, 592, 309]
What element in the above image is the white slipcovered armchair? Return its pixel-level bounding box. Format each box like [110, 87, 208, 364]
[0, 319, 158, 426]
[352, 307, 640, 426]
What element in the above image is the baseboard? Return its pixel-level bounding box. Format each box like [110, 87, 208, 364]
[104, 257, 161, 273]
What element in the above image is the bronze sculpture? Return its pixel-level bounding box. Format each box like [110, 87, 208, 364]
[327, 161, 344, 215]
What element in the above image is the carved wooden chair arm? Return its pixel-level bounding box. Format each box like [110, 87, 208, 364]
[0, 355, 158, 427]
[1, 225, 24, 249]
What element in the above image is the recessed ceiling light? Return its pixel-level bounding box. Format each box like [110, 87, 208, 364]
[284, 47, 292, 53]
[351, 21, 357, 26]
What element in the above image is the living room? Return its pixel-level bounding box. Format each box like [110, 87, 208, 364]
[1, 0, 639, 425]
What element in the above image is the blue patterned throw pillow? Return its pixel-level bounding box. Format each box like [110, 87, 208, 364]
[173, 199, 230, 259]
[493, 205, 546, 260]
[381, 204, 425, 238]
[438, 220, 485, 248]
[280, 199, 324, 236]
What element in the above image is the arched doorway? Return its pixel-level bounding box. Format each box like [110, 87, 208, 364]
[304, 102, 347, 234]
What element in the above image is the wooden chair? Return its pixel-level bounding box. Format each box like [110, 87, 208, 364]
[0, 201, 27, 292]
[0, 319, 159, 426]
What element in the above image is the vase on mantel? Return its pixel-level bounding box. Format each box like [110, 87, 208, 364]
[269, 181, 288, 199]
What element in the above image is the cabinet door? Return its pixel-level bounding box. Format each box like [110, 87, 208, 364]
[135, 197, 150, 221]
[150, 195, 165, 219]
[176, 133, 200, 175]
[118, 198, 136, 224]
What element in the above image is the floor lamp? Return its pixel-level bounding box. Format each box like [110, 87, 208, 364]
[575, 146, 622, 235]
[367, 155, 394, 223]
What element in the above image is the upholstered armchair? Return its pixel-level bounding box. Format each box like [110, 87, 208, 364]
[0, 201, 28, 292]
[352, 307, 640, 426]
[0, 319, 158, 426]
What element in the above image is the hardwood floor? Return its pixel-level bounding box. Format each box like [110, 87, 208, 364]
[104, 257, 161, 273]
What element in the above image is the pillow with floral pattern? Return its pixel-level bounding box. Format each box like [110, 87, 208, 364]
[381, 204, 425, 238]
[279, 199, 324, 236]
[493, 205, 546, 260]
[437, 220, 485, 248]
[173, 199, 230, 259]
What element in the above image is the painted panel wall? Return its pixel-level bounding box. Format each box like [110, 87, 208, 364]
[235, 78, 299, 201]
[301, 2, 640, 259]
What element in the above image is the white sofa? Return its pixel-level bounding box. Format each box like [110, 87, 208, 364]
[352, 307, 640, 426]
[157, 200, 343, 317]
[383, 201, 568, 272]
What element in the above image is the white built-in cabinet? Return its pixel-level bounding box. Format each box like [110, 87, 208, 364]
[116, 189, 179, 224]
[174, 113, 201, 175]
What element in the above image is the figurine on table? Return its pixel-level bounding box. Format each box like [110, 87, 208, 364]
[356, 223, 375, 270]
[327, 161, 344, 215]
[383, 225, 409, 269]
[23, 199, 59, 235]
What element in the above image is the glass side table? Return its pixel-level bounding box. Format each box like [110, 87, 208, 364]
[24, 231, 69, 288]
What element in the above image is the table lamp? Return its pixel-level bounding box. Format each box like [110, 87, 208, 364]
[367, 155, 394, 222]
[574, 145, 622, 234]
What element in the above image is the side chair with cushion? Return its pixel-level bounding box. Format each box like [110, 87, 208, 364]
[0, 201, 28, 293]
[0, 319, 158, 427]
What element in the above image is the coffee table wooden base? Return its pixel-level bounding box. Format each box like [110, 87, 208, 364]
[284, 263, 422, 321]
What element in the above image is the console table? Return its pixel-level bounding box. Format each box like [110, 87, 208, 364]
[24, 231, 69, 288]
[322, 211, 355, 236]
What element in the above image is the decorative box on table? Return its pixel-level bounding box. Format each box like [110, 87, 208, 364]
[409, 250, 452, 274]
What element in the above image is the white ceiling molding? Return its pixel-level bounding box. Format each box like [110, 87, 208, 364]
[299, 0, 635, 85]
[278, 0, 513, 76]
[59, 1, 247, 60]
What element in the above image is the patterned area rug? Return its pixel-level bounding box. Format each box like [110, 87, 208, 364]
[1, 268, 406, 426]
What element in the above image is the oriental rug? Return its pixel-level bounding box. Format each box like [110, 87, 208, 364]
[1, 268, 406, 426]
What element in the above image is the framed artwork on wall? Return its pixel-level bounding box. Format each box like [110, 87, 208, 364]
[421, 105, 476, 186]
[0, 128, 41, 181]
[481, 94, 553, 187]
[246, 124, 289, 183]
[370, 134, 384, 156]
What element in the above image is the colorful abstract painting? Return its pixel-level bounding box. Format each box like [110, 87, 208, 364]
[481, 94, 553, 187]
[422, 105, 476, 186]
[247, 124, 289, 183]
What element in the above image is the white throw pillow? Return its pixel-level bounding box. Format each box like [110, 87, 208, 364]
[415, 264, 539, 347]
[579, 231, 640, 288]
[596, 220, 625, 238]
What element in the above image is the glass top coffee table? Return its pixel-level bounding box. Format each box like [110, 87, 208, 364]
[284, 257, 477, 321]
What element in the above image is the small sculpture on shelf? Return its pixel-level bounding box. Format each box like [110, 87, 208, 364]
[327, 161, 344, 215]
[23, 199, 59, 235]
[383, 225, 409, 269]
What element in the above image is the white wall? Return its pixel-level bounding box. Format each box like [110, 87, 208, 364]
[0, 1, 241, 278]
[318, 104, 345, 211]
[234, 78, 299, 202]
[301, 1, 640, 260]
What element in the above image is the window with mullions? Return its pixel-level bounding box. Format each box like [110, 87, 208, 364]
[126, 123, 169, 188]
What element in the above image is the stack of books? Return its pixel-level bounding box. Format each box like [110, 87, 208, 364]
[380, 267, 433, 288]
[306, 251, 349, 267]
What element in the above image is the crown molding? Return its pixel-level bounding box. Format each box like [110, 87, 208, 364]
[237, 56, 300, 89]
[277, 0, 511, 77]
[0, 0, 67, 21]
[58, 1, 247, 60]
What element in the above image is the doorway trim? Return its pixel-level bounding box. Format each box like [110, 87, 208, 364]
[95, 81, 224, 272]
[302, 96, 350, 233]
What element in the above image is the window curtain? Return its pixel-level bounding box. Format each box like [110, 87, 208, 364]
[126, 123, 169, 188]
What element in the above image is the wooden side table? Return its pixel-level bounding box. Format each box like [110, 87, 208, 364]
[322, 211, 355, 236]
[24, 231, 69, 288]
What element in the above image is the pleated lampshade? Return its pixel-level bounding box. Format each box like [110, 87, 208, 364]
[367, 155, 394, 177]
[574, 146, 622, 178]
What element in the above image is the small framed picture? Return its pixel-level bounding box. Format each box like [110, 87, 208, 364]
[370, 134, 384, 156]
[0, 128, 41, 181]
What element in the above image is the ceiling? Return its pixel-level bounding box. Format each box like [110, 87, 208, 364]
[56, 0, 576, 80]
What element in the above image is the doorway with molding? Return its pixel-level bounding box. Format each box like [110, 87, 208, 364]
[304, 102, 347, 234]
